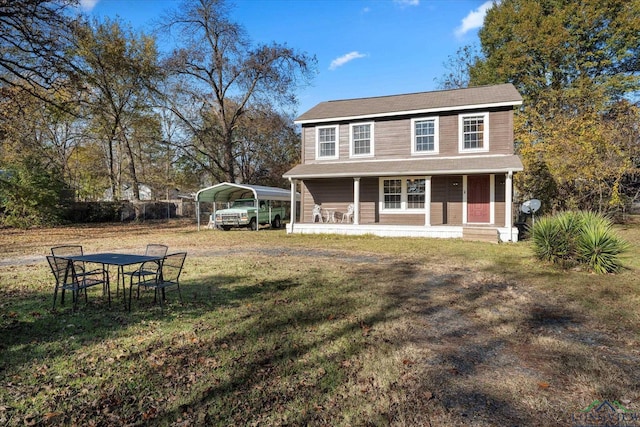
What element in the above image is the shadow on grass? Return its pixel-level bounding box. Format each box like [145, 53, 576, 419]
[0, 271, 292, 375]
[2, 251, 639, 426]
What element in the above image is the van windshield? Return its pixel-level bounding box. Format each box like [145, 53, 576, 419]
[232, 200, 255, 208]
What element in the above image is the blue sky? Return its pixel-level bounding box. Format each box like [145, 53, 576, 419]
[78, 0, 494, 116]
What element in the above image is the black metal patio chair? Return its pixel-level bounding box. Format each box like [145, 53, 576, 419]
[47, 255, 109, 310]
[128, 252, 186, 312]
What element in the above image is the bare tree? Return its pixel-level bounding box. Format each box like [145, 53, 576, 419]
[0, 0, 81, 107]
[161, 0, 315, 184]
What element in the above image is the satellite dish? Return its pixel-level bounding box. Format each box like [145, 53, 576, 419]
[522, 199, 541, 214]
[529, 199, 541, 213]
[521, 199, 542, 226]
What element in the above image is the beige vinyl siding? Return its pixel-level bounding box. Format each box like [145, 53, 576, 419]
[438, 114, 458, 156]
[431, 176, 463, 225]
[302, 108, 515, 163]
[339, 124, 350, 159]
[302, 126, 314, 163]
[302, 176, 517, 227]
[359, 178, 378, 224]
[373, 118, 410, 159]
[489, 110, 514, 154]
[302, 178, 354, 222]
[300, 178, 379, 223]
[379, 214, 425, 225]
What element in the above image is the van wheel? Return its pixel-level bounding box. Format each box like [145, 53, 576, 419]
[271, 215, 281, 229]
[249, 218, 257, 231]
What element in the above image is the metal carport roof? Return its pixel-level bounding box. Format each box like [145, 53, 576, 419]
[195, 182, 296, 203]
[195, 183, 299, 230]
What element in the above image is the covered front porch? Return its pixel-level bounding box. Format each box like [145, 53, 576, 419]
[283, 156, 523, 242]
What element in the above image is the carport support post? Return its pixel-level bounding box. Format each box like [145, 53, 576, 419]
[196, 202, 201, 231]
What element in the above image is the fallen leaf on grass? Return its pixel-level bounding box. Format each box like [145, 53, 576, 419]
[360, 322, 371, 336]
[538, 381, 550, 389]
[43, 411, 63, 421]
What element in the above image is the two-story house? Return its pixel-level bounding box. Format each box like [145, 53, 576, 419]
[283, 83, 524, 242]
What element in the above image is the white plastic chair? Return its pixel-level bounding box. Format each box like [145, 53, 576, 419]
[312, 204, 323, 223]
[342, 204, 354, 223]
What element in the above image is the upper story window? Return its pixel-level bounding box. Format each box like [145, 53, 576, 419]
[380, 177, 426, 211]
[350, 122, 374, 157]
[459, 112, 489, 152]
[316, 125, 339, 159]
[411, 117, 439, 154]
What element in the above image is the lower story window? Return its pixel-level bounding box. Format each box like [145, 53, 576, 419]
[407, 178, 425, 208]
[381, 177, 427, 211]
[383, 179, 401, 209]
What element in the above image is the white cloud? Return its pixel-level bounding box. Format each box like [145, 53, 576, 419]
[329, 51, 367, 71]
[79, 0, 99, 12]
[393, 0, 420, 6]
[455, 1, 495, 38]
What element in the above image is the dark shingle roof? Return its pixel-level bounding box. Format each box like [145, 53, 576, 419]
[295, 83, 522, 123]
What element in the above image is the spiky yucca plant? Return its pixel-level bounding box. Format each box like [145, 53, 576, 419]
[531, 216, 563, 263]
[576, 213, 628, 274]
[531, 211, 628, 273]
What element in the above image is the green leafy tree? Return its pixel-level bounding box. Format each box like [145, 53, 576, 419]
[73, 18, 161, 201]
[0, 156, 72, 227]
[448, 0, 640, 215]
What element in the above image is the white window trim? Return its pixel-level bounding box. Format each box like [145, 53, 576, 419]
[411, 116, 439, 155]
[458, 112, 489, 153]
[379, 176, 428, 213]
[315, 125, 340, 160]
[349, 122, 374, 158]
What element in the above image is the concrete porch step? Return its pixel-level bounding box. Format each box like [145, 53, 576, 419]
[462, 227, 500, 243]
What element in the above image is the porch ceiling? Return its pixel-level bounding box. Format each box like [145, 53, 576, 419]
[283, 155, 523, 179]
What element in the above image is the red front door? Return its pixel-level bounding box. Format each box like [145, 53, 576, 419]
[467, 175, 490, 223]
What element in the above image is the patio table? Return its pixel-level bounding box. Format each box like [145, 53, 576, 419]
[323, 208, 337, 223]
[61, 253, 164, 308]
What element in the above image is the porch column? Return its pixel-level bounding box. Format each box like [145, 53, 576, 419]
[424, 175, 431, 226]
[353, 177, 360, 225]
[289, 178, 297, 231]
[505, 171, 513, 241]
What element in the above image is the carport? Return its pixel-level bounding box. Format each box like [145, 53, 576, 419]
[195, 182, 298, 230]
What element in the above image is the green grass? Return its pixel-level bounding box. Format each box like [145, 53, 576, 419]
[1, 219, 640, 425]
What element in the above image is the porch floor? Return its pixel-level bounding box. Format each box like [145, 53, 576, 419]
[286, 223, 518, 242]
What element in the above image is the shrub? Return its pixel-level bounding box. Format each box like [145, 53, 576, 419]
[531, 211, 628, 273]
[530, 216, 562, 263]
[576, 213, 629, 274]
[0, 157, 72, 228]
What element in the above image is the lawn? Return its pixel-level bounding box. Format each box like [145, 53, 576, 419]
[1, 219, 639, 426]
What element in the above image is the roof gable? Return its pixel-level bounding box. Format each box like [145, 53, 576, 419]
[295, 83, 522, 124]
